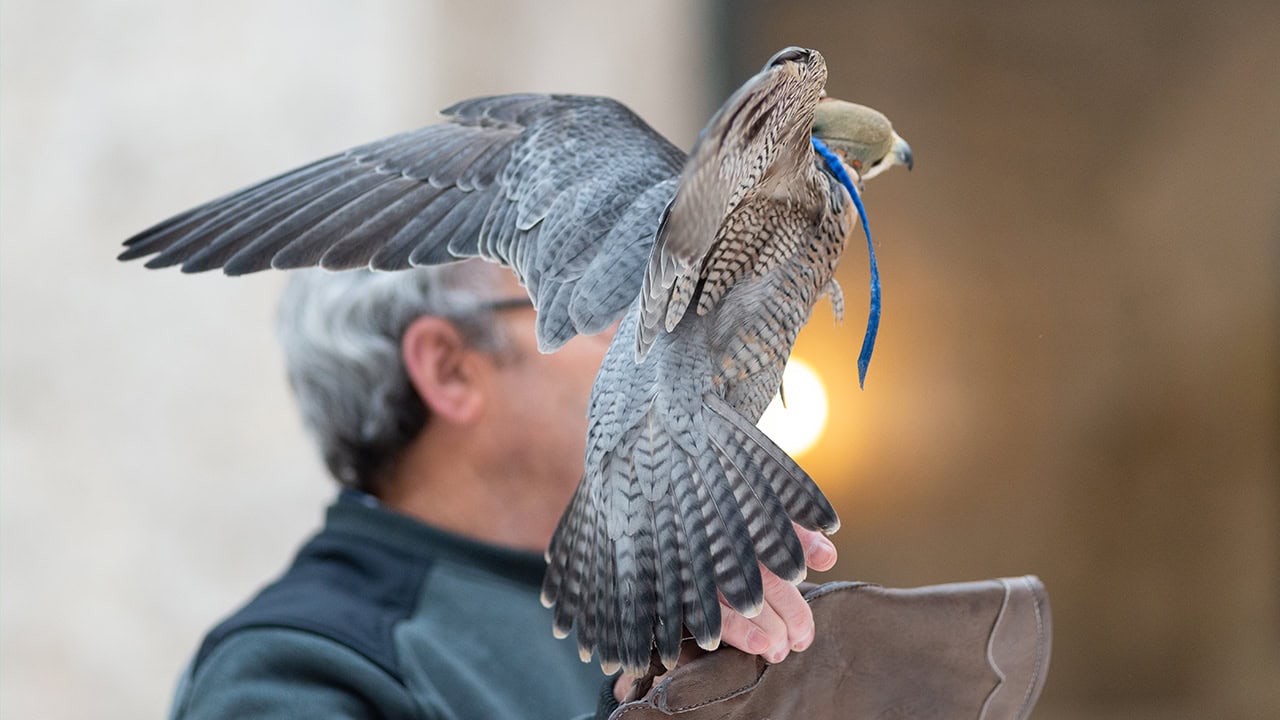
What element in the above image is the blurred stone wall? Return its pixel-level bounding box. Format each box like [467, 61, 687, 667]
[726, 1, 1280, 718]
[0, 2, 709, 718]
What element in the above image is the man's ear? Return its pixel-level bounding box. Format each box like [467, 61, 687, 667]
[402, 316, 486, 424]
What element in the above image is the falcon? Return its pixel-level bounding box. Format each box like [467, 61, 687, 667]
[120, 46, 913, 675]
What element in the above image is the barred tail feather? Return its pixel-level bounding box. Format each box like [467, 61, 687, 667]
[688, 440, 765, 615]
[634, 418, 684, 669]
[615, 454, 658, 673]
[705, 394, 840, 533]
[576, 486, 611, 663]
[596, 450, 630, 674]
[550, 490, 594, 640]
[595, 530, 622, 675]
[541, 478, 586, 612]
[541, 391, 838, 676]
[671, 454, 721, 651]
[707, 422, 808, 583]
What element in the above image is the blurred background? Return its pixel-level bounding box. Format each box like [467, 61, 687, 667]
[1, 1, 1275, 718]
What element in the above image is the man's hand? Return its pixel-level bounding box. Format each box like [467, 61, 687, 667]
[717, 524, 837, 662]
[614, 524, 837, 701]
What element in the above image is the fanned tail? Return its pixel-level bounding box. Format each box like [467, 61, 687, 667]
[540, 393, 839, 676]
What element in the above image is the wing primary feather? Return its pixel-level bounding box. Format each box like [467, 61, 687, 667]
[456, 141, 514, 192]
[142, 161, 367, 270]
[179, 169, 375, 273]
[345, 126, 440, 165]
[124, 92, 689, 355]
[475, 188, 519, 261]
[425, 135, 505, 188]
[268, 177, 425, 271]
[266, 173, 406, 270]
[370, 186, 472, 269]
[119, 155, 346, 259]
[362, 187, 457, 270]
[407, 189, 487, 266]
[317, 183, 443, 271]
[395, 127, 476, 183]
[208, 168, 395, 275]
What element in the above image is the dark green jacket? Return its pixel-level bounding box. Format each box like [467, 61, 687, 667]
[170, 491, 606, 719]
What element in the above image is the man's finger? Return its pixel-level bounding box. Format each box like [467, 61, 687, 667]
[761, 564, 814, 652]
[719, 594, 790, 662]
[712, 526, 833, 666]
[794, 523, 837, 572]
[719, 564, 816, 663]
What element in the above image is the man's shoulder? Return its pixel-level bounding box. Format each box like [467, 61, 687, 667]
[174, 626, 423, 720]
[194, 528, 433, 680]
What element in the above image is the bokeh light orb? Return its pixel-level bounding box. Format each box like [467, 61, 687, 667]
[756, 356, 829, 457]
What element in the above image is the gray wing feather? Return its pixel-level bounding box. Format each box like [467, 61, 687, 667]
[274, 177, 421, 269]
[143, 161, 368, 271]
[408, 190, 490, 265]
[317, 184, 445, 270]
[121, 94, 686, 351]
[566, 180, 677, 335]
[119, 156, 346, 263]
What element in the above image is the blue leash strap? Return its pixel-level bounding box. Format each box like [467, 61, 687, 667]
[811, 136, 881, 388]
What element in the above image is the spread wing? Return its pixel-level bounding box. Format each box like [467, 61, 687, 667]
[636, 46, 828, 356]
[119, 94, 686, 351]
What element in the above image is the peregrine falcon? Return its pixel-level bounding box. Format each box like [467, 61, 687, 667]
[121, 46, 912, 675]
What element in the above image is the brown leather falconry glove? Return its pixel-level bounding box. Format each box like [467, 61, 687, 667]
[609, 576, 1051, 720]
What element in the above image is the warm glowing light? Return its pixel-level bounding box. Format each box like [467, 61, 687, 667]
[756, 357, 829, 457]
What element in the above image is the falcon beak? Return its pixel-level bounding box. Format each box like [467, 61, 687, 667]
[893, 135, 913, 171]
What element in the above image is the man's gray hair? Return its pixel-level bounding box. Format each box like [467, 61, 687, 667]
[277, 261, 514, 493]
